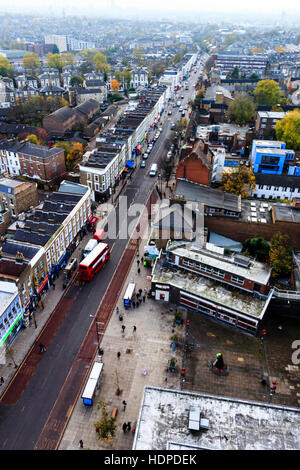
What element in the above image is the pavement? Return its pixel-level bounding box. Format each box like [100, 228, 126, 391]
[0, 155, 139, 401]
[58, 219, 182, 451]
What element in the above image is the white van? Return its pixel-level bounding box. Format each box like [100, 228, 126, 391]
[82, 238, 98, 259]
[149, 164, 158, 177]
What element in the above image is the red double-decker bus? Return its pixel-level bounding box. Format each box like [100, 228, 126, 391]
[79, 242, 110, 282]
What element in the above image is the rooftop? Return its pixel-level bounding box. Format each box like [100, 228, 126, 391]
[166, 242, 272, 285]
[152, 260, 268, 319]
[0, 281, 18, 314]
[133, 387, 300, 450]
[175, 180, 241, 213]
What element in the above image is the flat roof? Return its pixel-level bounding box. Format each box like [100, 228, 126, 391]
[152, 262, 268, 319]
[0, 281, 18, 314]
[133, 387, 300, 450]
[167, 244, 271, 285]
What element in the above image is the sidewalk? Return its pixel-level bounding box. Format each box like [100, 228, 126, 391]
[0, 231, 91, 398]
[58, 222, 183, 450]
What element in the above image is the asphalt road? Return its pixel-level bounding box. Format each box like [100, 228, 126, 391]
[0, 61, 203, 450]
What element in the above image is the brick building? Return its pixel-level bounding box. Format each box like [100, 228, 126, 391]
[43, 99, 100, 137]
[176, 140, 212, 186]
[17, 142, 66, 184]
[0, 177, 39, 217]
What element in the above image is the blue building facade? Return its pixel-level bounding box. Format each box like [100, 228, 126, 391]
[250, 140, 295, 175]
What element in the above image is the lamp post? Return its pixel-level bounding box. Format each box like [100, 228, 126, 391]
[96, 321, 105, 356]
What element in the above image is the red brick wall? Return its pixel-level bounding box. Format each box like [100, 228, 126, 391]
[176, 153, 210, 186]
[204, 217, 300, 249]
[19, 149, 65, 182]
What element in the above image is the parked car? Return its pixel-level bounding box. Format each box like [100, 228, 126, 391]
[143, 153, 149, 159]
[140, 161, 146, 168]
[170, 123, 175, 130]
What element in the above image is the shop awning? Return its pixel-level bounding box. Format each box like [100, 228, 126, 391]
[37, 275, 49, 295]
[126, 160, 134, 168]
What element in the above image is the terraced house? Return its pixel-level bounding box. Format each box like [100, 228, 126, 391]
[0, 181, 91, 320]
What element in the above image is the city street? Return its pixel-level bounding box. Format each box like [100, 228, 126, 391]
[0, 63, 203, 450]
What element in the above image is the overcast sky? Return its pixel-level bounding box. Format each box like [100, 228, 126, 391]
[1, 0, 300, 17]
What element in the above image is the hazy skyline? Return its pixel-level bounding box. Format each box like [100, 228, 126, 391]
[1, 0, 300, 18]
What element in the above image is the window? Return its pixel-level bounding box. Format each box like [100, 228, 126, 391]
[231, 275, 244, 285]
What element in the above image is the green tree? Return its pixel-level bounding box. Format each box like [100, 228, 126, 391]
[253, 79, 283, 107]
[243, 237, 270, 262]
[269, 232, 293, 279]
[228, 92, 256, 125]
[221, 165, 256, 198]
[70, 76, 84, 87]
[0, 56, 13, 77]
[22, 52, 40, 72]
[231, 66, 239, 79]
[275, 110, 300, 151]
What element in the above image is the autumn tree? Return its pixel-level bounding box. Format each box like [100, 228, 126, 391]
[275, 110, 300, 151]
[61, 53, 75, 66]
[132, 47, 144, 61]
[54, 141, 71, 157]
[22, 52, 40, 72]
[110, 79, 121, 91]
[0, 57, 13, 77]
[65, 142, 84, 170]
[93, 53, 110, 73]
[228, 92, 256, 125]
[253, 79, 283, 107]
[79, 49, 98, 62]
[27, 134, 40, 145]
[269, 232, 293, 279]
[221, 165, 256, 198]
[251, 46, 263, 53]
[94, 401, 116, 440]
[46, 53, 65, 72]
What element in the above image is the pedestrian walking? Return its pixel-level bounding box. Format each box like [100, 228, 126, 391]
[127, 422, 131, 431]
[79, 439, 83, 448]
[52, 283, 55, 290]
[117, 351, 121, 359]
[116, 306, 119, 315]
[137, 259, 140, 266]
[138, 288, 142, 295]
[119, 314, 123, 322]
[39, 343, 46, 353]
[143, 295, 145, 303]
[132, 301, 135, 308]
[133, 325, 137, 333]
[137, 268, 140, 275]
[122, 400, 127, 411]
[0, 377, 4, 385]
[122, 422, 127, 433]
[121, 325, 126, 333]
